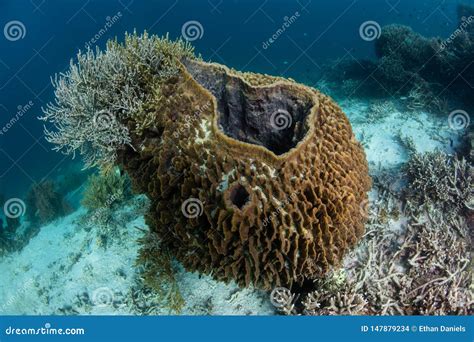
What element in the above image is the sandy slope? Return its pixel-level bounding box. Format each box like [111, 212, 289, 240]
[0, 202, 272, 315]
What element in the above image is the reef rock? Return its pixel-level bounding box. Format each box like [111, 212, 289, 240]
[118, 58, 371, 289]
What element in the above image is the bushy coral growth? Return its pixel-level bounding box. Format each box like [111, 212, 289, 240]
[135, 231, 185, 313]
[80, 168, 132, 246]
[403, 151, 472, 214]
[82, 168, 130, 212]
[40, 32, 195, 169]
[25, 180, 71, 225]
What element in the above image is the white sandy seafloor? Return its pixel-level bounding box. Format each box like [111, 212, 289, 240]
[0, 97, 461, 316]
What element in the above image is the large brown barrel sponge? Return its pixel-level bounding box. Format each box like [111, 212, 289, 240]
[118, 58, 371, 290]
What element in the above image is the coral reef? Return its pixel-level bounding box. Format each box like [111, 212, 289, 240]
[403, 151, 472, 214]
[321, 4, 474, 107]
[42, 33, 371, 290]
[25, 180, 71, 225]
[273, 151, 473, 315]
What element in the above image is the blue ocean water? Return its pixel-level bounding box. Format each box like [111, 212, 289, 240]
[0, 0, 473, 322]
[0, 0, 471, 197]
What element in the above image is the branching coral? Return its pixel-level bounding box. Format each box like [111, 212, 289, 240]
[81, 168, 132, 243]
[40, 32, 195, 169]
[270, 287, 297, 315]
[403, 151, 473, 214]
[365, 100, 397, 123]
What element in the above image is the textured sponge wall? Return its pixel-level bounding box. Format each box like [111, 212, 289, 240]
[119, 59, 371, 290]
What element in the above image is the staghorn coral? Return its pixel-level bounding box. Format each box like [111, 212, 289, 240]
[42, 33, 371, 290]
[403, 150, 473, 214]
[269, 287, 297, 315]
[40, 32, 195, 169]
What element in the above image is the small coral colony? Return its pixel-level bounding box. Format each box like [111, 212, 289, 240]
[1, 4, 472, 315]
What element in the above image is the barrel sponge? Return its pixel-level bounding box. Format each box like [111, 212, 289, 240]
[119, 58, 371, 290]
